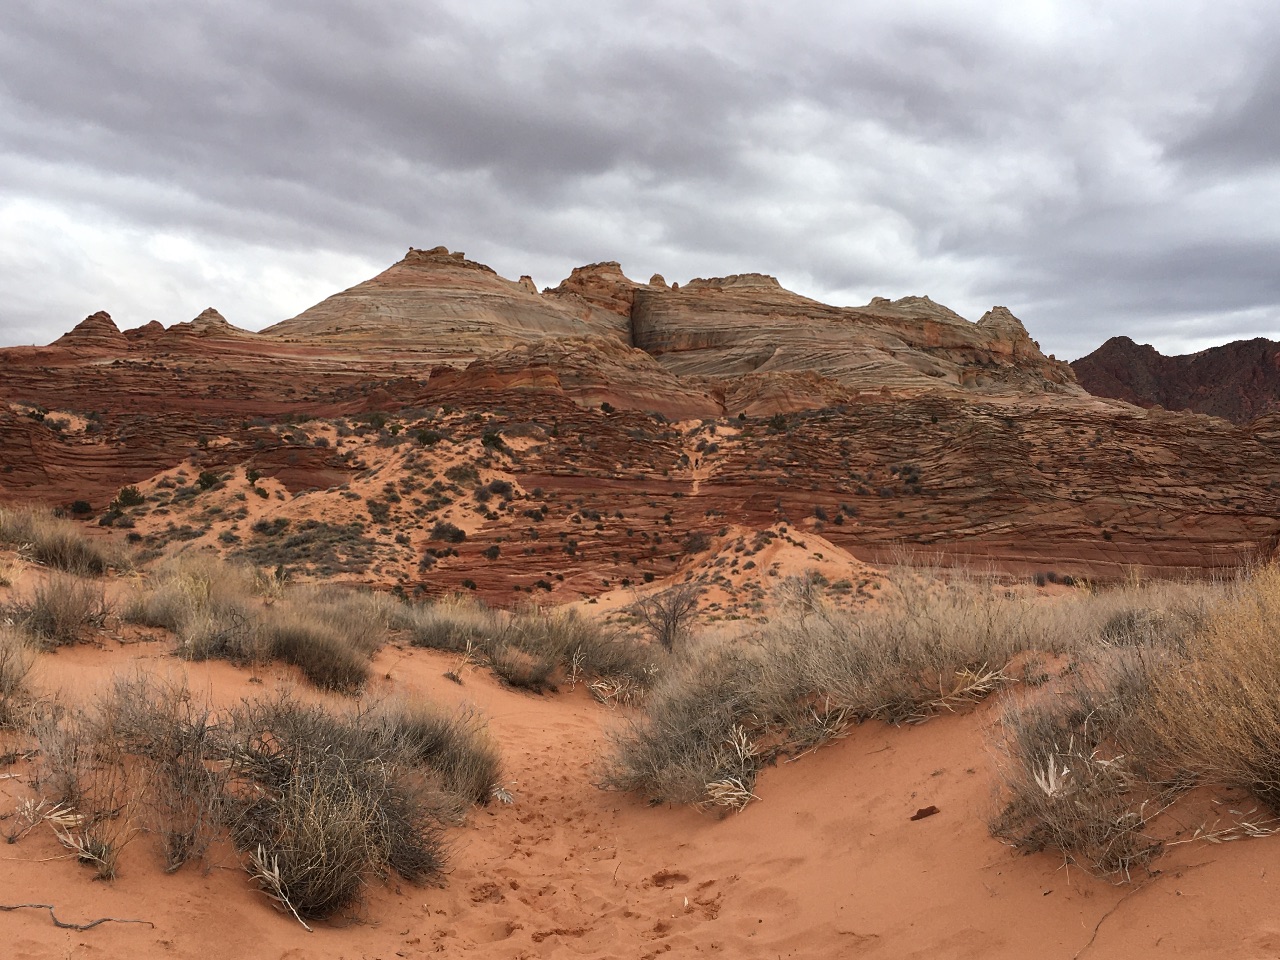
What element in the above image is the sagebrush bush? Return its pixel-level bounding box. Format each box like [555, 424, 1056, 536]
[1142, 565, 1280, 805]
[23, 672, 494, 917]
[602, 568, 1206, 812]
[0, 625, 35, 726]
[989, 648, 1174, 880]
[398, 596, 658, 694]
[259, 607, 371, 692]
[19, 573, 108, 646]
[0, 505, 127, 576]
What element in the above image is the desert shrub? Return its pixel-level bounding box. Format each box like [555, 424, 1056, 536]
[235, 519, 372, 574]
[444, 463, 479, 486]
[183, 601, 262, 663]
[226, 694, 449, 919]
[371, 700, 501, 814]
[101, 671, 229, 872]
[0, 505, 126, 576]
[989, 649, 1174, 880]
[397, 594, 502, 654]
[398, 597, 657, 695]
[430, 520, 467, 543]
[631, 583, 702, 653]
[285, 584, 396, 659]
[23, 676, 482, 911]
[509, 606, 659, 691]
[18, 573, 108, 646]
[600, 644, 763, 808]
[28, 695, 141, 879]
[116, 485, 145, 507]
[604, 569, 1075, 810]
[259, 607, 371, 692]
[125, 552, 264, 663]
[414, 428, 444, 446]
[0, 625, 35, 727]
[490, 644, 557, 693]
[128, 555, 389, 684]
[1142, 565, 1280, 805]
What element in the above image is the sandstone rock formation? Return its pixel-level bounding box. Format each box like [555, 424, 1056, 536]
[5, 245, 1277, 592]
[629, 277, 1076, 394]
[422, 335, 723, 420]
[1073, 335, 1280, 423]
[53, 311, 128, 350]
[263, 247, 629, 361]
[163, 307, 252, 340]
[123, 319, 166, 341]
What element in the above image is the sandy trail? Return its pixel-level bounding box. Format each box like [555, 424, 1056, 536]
[3, 635, 1279, 959]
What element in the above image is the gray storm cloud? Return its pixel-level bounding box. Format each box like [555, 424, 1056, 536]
[1, 0, 1278, 360]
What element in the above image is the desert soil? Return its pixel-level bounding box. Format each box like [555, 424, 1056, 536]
[4, 632, 1278, 960]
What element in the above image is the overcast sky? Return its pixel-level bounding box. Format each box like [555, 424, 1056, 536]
[3, 0, 1279, 360]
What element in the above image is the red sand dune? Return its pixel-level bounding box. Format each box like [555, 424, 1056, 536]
[4, 636, 1277, 960]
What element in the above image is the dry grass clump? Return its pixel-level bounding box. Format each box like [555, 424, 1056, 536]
[226, 695, 448, 920]
[125, 552, 262, 662]
[126, 552, 391, 690]
[599, 644, 762, 808]
[103, 671, 229, 872]
[1142, 564, 1280, 804]
[777, 571, 1058, 725]
[399, 596, 657, 696]
[0, 505, 127, 576]
[19, 671, 497, 921]
[15, 573, 109, 646]
[603, 570, 1051, 810]
[988, 567, 1280, 880]
[0, 552, 26, 587]
[0, 625, 35, 727]
[288, 583, 400, 659]
[602, 567, 1211, 813]
[27, 698, 141, 879]
[989, 649, 1175, 880]
[368, 699, 502, 817]
[396, 594, 499, 653]
[259, 607, 371, 692]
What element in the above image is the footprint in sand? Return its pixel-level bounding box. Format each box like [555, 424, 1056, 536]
[469, 880, 505, 904]
[646, 869, 690, 889]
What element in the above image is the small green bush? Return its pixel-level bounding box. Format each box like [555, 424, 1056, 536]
[117, 485, 145, 508]
[430, 521, 467, 543]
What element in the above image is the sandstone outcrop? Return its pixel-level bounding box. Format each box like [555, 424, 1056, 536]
[163, 307, 252, 340]
[53, 311, 128, 350]
[422, 335, 723, 420]
[123, 320, 166, 341]
[5, 245, 1276, 593]
[1073, 335, 1280, 423]
[263, 247, 629, 361]
[630, 279, 1077, 394]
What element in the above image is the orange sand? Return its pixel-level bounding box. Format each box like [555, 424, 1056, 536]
[3, 629, 1278, 960]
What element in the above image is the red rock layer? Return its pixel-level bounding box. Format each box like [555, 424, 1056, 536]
[1073, 335, 1280, 423]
